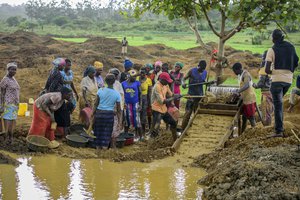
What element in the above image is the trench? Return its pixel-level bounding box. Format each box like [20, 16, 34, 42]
[0, 114, 233, 199]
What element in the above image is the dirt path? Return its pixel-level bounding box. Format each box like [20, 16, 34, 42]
[177, 114, 233, 162]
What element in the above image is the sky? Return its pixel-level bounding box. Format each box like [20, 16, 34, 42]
[0, 0, 106, 6]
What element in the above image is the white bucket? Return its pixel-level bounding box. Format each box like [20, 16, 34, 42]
[25, 111, 30, 117]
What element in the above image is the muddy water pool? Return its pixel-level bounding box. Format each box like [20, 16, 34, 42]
[0, 155, 205, 199]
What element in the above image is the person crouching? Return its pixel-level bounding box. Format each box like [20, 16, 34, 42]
[28, 87, 72, 149]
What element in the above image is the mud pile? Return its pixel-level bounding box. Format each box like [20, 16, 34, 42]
[192, 114, 300, 200]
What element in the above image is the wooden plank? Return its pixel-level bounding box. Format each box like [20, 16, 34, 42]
[198, 109, 237, 116]
[171, 107, 200, 152]
[218, 107, 241, 148]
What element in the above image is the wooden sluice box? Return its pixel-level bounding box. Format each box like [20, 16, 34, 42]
[198, 85, 242, 116]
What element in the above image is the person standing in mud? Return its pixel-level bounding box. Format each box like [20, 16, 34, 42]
[94, 61, 105, 88]
[181, 60, 207, 130]
[28, 87, 72, 149]
[149, 72, 180, 141]
[122, 69, 143, 141]
[79, 65, 98, 127]
[170, 62, 184, 109]
[0, 62, 20, 144]
[92, 74, 121, 150]
[120, 59, 133, 83]
[232, 62, 257, 133]
[108, 68, 124, 148]
[265, 29, 299, 137]
[121, 37, 128, 56]
[137, 68, 153, 135]
[253, 51, 273, 126]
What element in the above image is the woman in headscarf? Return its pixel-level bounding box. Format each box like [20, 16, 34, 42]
[0, 62, 20, 144]
[94, 61, 105, 88]
[122, 69, 142, 141]
[44, 58, 65, 93]
[79, 65, 98, 127]
[92, 74, 121, 149]
[170, 62, 184, 109]
[28, 87, 72, 149]
[55, 58, 78, 136]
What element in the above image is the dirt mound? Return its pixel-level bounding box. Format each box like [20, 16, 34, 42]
[192, 120, 300, 200]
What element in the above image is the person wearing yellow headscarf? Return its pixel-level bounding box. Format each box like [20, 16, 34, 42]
[94, 61, 104, 88]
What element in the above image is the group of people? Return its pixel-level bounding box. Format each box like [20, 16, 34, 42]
[231, 29, 299, 137]
[14, 54, 208, 149]
[0, 29, 299, 149]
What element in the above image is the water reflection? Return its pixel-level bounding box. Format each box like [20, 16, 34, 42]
[15, 157, 50, 199]
[67, 160, 92, 200]
[0, 156, 205, 199]
[173, 168, 187, 199]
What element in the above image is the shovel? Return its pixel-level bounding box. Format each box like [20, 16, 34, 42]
[255, 104, 264, 125]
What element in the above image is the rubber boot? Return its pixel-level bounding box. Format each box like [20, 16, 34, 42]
[241, 115, 247, 133]
[249, 117, 256, 128]
[170, 127, 177, 142]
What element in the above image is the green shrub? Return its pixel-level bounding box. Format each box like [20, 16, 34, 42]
[252, 35, 262, 45]
[143, 36, 153, 40]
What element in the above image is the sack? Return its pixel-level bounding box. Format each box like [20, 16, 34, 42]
[167, 106, 180, 122]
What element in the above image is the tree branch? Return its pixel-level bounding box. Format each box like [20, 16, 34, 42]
[196, 0, 221, 38]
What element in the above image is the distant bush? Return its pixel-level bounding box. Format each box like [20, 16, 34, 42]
[6, 16, 20, 27]
[52, 16, 70, 26]
[143, 36, 153, 40]
[252, 35, 262, 45]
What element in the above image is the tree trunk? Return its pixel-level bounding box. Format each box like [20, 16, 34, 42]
[193, 27, 210, 51]
[216, 38, 225, 78]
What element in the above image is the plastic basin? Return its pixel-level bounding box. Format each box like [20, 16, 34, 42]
[66, 134, 88, 148]
[26, 135, 50, 152]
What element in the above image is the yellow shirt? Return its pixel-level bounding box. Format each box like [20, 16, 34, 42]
[151, 82, 172, 113]
[239, 70, 256, 105]
[137, 76, 152, 95]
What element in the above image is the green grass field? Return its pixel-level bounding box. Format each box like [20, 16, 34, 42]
[52, 30, 300, 55]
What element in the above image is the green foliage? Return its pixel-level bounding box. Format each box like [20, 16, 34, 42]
[52, 16, 70, 26]
[6, 16, 20, 27]
[143, 36, 153, 40]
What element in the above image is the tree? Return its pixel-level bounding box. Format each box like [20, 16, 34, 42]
[130, 0, 300, 77]
[6, 16, 20, 27]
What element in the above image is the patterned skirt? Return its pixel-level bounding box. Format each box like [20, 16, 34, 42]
[124, 102, 141, 128]
[92, 110, 114, 148]
[3, 103, 18, 120]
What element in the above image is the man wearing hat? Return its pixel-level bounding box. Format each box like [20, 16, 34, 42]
[150, 72, 180, 141]
[120, 59, 133, 83]
[265, 29, 299, 137]
[181, 60, 208, 130]
[171, 62, 184, 109]
[122, 69, 142, 140]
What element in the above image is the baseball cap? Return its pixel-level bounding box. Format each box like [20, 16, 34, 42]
[159, 72, 173, 84]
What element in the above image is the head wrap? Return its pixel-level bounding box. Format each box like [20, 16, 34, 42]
[124, 59, 133, 70]
[144, 63, 154, 70]
[128, 69, 137, 77]
[52, 58, 66, 68]
[154, 60, 162, 67]
[94, 61, 103, 69]
[83, 65, 96, 77]
[174, 62, 184, 69]
[7, 62, 17, 70]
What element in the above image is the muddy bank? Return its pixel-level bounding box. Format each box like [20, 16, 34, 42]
[0, 152, 20, 165]
[0, 129, 175, 163]
[192, 119, 300, 200]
